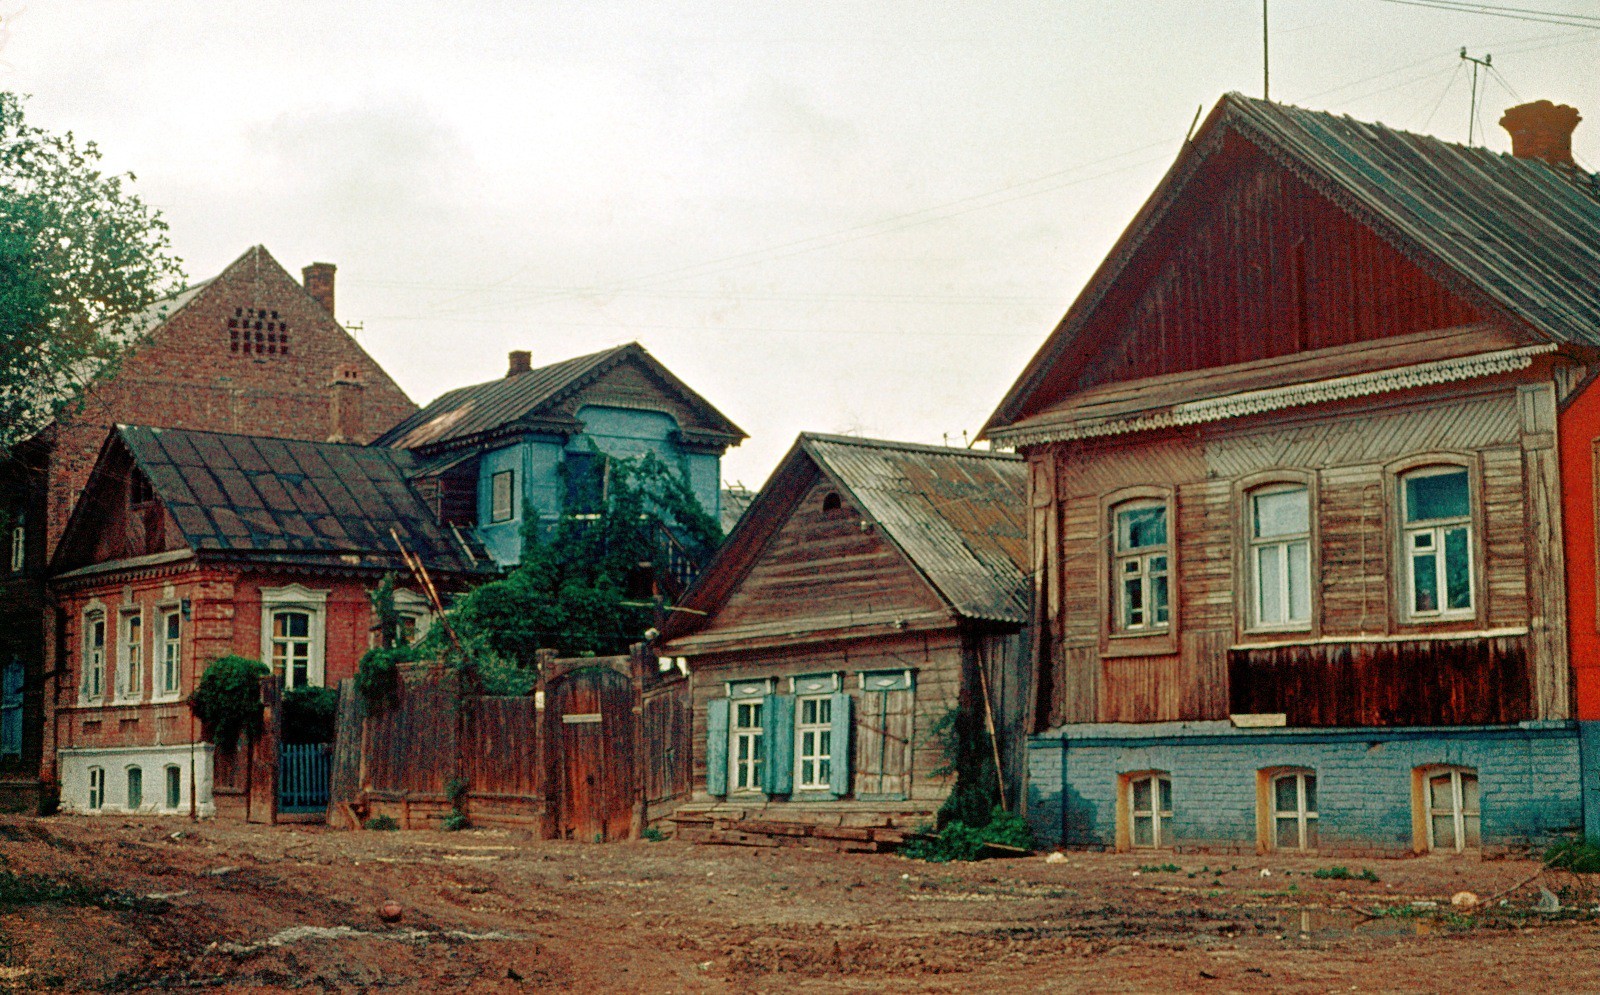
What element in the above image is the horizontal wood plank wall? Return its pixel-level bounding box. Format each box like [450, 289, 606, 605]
[556, 356, 726, 437]
[710, 476, 947, 635]
[1044, 383, 1554, 729]
[687, 631, 963, 809]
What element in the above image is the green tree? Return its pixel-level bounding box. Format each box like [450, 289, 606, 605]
[0, 92, 184, 454]
[444, 452, 721, 663]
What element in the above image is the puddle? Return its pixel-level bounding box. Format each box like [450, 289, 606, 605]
[1273, 908, 1442, 939]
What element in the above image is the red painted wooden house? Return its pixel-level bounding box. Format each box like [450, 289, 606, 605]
[46, 425, 488, 817]
[982, 95, 1600, 854]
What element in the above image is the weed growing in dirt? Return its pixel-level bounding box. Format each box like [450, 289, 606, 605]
[365, 815, 400, 831]
[1138, 864, 1181, 874]
[1312, 866, 1380, 882]
[1545, 839, 1600, 873]
[441, 811, 469, 832]
[641, 827, 666, 842]
[900, 807, 1033, 862]
[0, 871, 159, 913]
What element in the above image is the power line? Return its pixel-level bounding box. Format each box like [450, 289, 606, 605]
[1371, 0, 1600, 29]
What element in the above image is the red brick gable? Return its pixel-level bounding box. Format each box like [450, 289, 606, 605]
[40, 245, 417, 554]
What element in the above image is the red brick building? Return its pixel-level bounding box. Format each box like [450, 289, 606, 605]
[0, 245, 416, 810]
[46, 425, 487, 817]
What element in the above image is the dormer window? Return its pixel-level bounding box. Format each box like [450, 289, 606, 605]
[130, 471, 155, 507]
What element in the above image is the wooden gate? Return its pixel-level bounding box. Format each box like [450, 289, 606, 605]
[547, 666, 634, 841]
[279, 742, 332, 814]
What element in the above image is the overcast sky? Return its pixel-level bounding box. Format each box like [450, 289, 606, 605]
[5, 2, 1597, 488]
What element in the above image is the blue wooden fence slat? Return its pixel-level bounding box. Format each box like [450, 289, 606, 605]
[279, 742, 332, 813]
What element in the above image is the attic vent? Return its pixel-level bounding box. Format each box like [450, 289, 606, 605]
[228, 307, 292, 356]
[822, 492, 843, 513]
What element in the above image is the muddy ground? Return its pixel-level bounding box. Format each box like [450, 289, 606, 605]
[0, 817, 1596, 992]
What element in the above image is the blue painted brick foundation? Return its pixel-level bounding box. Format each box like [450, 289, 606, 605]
[1026, 720, 1590, 856]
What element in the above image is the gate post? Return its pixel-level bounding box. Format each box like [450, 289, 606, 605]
[629, 643, 651, 840]
[249, 674, 284, 824]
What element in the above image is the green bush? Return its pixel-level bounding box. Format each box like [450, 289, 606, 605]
[189, 656, 269, 750]
[641, 827, 666, 842]
[476, 653, 538, 696]
[1312, 866, 1380, 882]
[365, 814, 399, 831]
[900, 805, 1034, 863]
[1545, 838, 1600, 873]
[354, 645, 415, 705]
[441, 811, 469, 832]
[281, 686, 339, 744]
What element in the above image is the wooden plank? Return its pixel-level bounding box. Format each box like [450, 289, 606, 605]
[1520, 383, 1571, 719]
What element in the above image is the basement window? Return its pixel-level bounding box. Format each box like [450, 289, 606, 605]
[1120, 771, 1173, 849]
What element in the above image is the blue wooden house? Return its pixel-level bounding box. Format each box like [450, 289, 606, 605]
[378, 344, 745, 569]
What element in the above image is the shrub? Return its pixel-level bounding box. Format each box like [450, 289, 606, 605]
[441, 811, 469, 832]
[354, 645, 414, 705]
[1545, 838, 1600, 873]
[189, 656, 269, 750]
[476, 653, 538, 696]
[900, 805, 1034, 863]
[364, 814, 399, 831]
[281, 686, 339, 744]
[1312, 866, 1380, 882]
[641, 827, 666, 842]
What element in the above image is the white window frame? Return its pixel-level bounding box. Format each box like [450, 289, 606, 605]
[392, 589, 433, 645]
[87, 766, 105, 811]
[1400, 466, 1475, 621]
[260, 584, 328, 689]
[82, 607, 107, 704]
[1422, 766, 1481, 853]
[794, 695, 833, 791]
[1247, 485, 1312, 631]
[1113, 501, 1170, 633]
[154, 606, 184, 701]
[1126, 772, 1173, 849]
[116, 608, 144, 703]
[1269, 769, 1318, 852]
[7, 522, 21, 574]
[730, 698, 764, 794]
[490, 469, 516, 523]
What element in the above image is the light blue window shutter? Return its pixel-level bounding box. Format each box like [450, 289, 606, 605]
[828, 691, 852, 796]
[705, 697, 730, 796]
[0, 659, 21, 757]
[762, 694, 796, 795]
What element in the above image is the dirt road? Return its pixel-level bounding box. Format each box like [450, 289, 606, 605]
[0, 816, 1596, 992]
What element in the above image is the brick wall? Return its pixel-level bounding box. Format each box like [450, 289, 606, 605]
[1026, 720, 1585, 856]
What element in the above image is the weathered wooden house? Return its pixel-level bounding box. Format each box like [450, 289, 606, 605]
[0, 245, 415, 811]
[657, 434, 1030, 837]
[46, 425, 487, 817]
[983, 95, 1600, 855]
[377, 344, 746, 573]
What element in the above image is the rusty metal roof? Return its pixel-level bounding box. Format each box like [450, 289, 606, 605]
[113, 424, 489, 575]
[803, 435, 1030, 624]
[985, 93, 1600, 437]
[376, 342, 746, 453]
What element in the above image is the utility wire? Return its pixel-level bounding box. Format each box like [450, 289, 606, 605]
[1371, 0, 1600, 29]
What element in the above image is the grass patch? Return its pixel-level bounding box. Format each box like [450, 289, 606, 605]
[364, 814, 400, 831]
[1545, 839, 1600, 874]
[900, 806, 1033, 863]
[0, 871, 160, 913]
[641, 827, 666, 842]
[1312, 866, 1380, 882]
[1137, 863, 1181, 874]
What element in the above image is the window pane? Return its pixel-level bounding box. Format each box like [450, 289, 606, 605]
[1256, 546, 1283, 624]
[818, 699, 831, 724]
[1461, 773, 1479, 813]
[1152, 574, 1169, 625]
[1253, 488, 1308, 538]
[801, 760, 814, 784]
[1122, 576, 1143, 627]
[1276, 816, 1300, 850]
[1117, 505, 1167, 551]
[1287, 541, 1311, 622]
[1158, 776, 1172, 812]
[1444, 527, 1471, 610]
[1432, 814, 1457, 850]
[127, 769, 142, 809]
[1412, 549, 1439, 612]
[1133, 814, 1154, 847]
[1304, 821, 1319, 849]
[1132, 777, 1151, 812]
[1303, 775, 1317, 813]
[1405, 469, 1469, 523]
[819, 758, 831, 782]
[1274, 775, 1298, 813]
[1463, 815, 1481, 848]
[819, 730, 830, 756]
[1429, 774, 1454, 809]
[166, 767, 181, 808]
[801, 699, 817, 724]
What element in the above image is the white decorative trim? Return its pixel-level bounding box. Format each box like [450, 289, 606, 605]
[261, 585, 329, 689]
[392, 589, 433, 642]
[991, 344, 1557, 448]
[1232, 625, 1528, 652]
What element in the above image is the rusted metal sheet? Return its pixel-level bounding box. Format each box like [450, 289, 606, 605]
[1227, 636, 1532, 727]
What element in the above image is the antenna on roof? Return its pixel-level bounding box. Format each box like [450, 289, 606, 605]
[343, 320, 364, 341]
[1460, 48, 1493, 145]
[1262, 0, 1270, 101]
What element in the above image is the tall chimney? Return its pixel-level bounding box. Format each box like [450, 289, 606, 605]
[1499, 101, 1581, 168]
[302, 262, 337, 317]
[507, 350, 532, 377]
[327, 365, 365, 443]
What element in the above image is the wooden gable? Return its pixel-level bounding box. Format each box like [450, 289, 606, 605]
[664, 460, 950, 655]
[993, 127, 1508, 431]
[557, 352, 733, 443]
[51, 436, 188, 574]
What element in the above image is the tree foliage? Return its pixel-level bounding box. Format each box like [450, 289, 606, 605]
[0, 92, 184, 453]
[189, 655, 268, 751]
[444, 452, 721, 663]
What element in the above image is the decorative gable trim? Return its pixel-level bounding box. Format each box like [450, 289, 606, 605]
[992, 344, 1556, 448]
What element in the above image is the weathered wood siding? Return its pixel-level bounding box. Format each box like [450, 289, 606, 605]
[1036, 380, 1569, 728]
[1024, 134, 1487, 413]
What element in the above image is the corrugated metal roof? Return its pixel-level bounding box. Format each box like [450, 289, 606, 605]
[1227, 94, 1600, 348]
[376, 342, 746, 452]
[116, 425, 489, 575]
[804, 435, 1029, 624]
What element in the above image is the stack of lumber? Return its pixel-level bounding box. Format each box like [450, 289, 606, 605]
[669, 812, 917, 853]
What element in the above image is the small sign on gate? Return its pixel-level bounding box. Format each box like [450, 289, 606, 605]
[561, 712, 603, 724]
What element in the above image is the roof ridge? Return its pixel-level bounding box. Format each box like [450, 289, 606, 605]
[802, 432, 1020, 460]
[115, 422, 397, 453]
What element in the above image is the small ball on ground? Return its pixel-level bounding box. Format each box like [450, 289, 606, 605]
[379, 901, 403, 922]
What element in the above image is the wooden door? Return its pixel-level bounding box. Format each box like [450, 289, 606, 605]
[548, 667, 635, 842]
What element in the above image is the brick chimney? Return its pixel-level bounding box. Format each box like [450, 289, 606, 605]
[327, 365, 365, 443]
[507, 350, 532, 377]
[1499, 100, 1581, 168]
[302, 262, 337, 317]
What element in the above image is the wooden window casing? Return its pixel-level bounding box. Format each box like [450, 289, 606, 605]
[1411, 765, 1480, 853]
[164, 765, 182, 810]
[1101, 486, 1178, 657]
[730, 699, 764, 794]
[126, 767, 143, 810]
[794, 695, 834, 791]
[87, 766, 105, 811]
[82, 610, 106, 703]
[156, 609, 182, 700]
[1117, 770, 1173, 850]
[1236, 472, 1320, 639]
[117, 609, 143, 703]
[1257, 767, 1318, 852]
[490, 470, 515, 524]
[1386, 455, 1484, 628]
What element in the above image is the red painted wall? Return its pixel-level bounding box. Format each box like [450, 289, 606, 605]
[1561, 379, 1600, 719]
